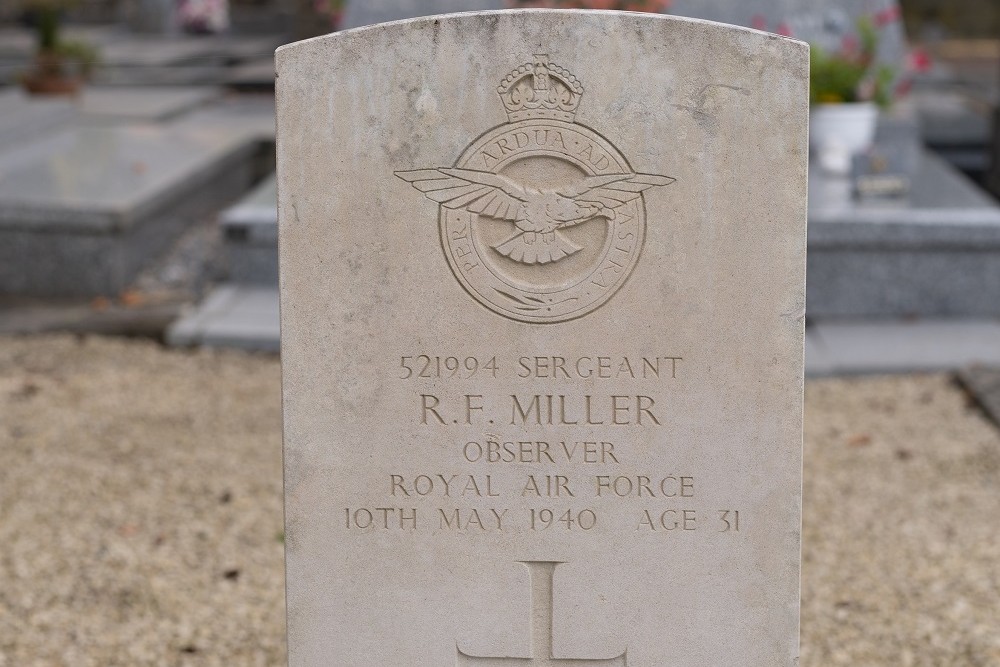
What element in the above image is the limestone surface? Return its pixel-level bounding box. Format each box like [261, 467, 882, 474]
[278, 10, 808, 666]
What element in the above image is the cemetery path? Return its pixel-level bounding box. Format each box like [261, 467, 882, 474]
[0, 335, 997, 666]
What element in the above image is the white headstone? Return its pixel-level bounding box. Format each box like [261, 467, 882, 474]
[277, 10, 808, 665]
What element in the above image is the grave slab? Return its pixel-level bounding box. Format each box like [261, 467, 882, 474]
[182, 95, 278, 142]
[220, 174, 278, 284]
[804, 329, 836, 377]
[807, 150, 1000, 318]
[78, 86, 222, 123]
[0, 117, 265, 297]
[278, 11, 807, 666]
[0, 89, 77, 152]
[166, 284, 280, 351]
[811, 320, 1000, 374]
[226, 57, 277, 91]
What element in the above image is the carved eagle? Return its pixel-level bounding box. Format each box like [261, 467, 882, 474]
[397, 168, 675, 265]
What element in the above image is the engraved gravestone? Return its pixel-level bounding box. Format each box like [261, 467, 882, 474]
[277, 10, 808, 666]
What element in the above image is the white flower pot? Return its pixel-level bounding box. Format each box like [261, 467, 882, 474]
[810, 102, 878, 174]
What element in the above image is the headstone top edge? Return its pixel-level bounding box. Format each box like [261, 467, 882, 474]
[274, 9, 808, 61]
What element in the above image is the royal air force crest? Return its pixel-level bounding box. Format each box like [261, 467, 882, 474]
[397, 55, 675, 324]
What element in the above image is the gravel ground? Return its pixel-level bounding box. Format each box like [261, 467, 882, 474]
[801, 372, 1000, 666]
[0, 336, 284, 667]
[0, 335, 998, 666]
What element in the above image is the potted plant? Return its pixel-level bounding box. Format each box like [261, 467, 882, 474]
[809, 17, 895, 172]
[20, 0, 98, 96]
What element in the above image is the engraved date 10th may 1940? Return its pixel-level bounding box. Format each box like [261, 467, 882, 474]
[343, 473, 742, 533]
[343, 506, 741, 534]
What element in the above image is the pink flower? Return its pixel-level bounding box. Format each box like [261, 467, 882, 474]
[874, 6, 901, 27]
[906, 49, 932, 73]
[776, 22, 792, 37]
[751, 15, 767, 31]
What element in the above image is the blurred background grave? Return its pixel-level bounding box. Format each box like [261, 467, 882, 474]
[904, 0, 998, 186]
[0, 0, 280, 335]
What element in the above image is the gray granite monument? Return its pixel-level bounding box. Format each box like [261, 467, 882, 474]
[0, 103, 272, 297]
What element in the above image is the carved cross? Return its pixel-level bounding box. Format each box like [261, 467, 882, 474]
[456, 561, 628, 666]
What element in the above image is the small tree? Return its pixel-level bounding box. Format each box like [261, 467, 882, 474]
[21, 0, 99, 94]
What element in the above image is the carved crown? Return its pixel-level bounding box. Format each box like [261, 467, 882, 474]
[497, 55, 584, 123]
